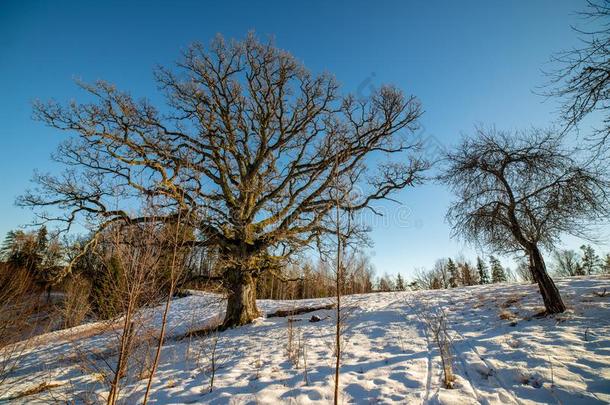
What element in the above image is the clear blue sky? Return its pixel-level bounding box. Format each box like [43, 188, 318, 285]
[1, 0, 607, 276]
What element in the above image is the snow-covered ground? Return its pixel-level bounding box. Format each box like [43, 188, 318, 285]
[2, 276, 609, 404]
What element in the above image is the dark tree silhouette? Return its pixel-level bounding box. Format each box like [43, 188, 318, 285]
[441, 127, 609, 314]
[395, 273, 406, 291]
[1, 226, 64, 298]
[489, 256, 507, 284]
[446, 258, 458, 288]
[580, 244, 601, 274]
[22, 34, 427, 328]
[476, 256, 490, 284]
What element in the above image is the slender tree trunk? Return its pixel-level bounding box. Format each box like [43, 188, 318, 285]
[142, 283, 173, 404]
[333, 177, 342, 405]
[529, 246, 566, 314]
[108, 315, 134, 405]
[222, 269, 260, 329]
[142, 211, 183, 405]
[334, 263, 341, 405]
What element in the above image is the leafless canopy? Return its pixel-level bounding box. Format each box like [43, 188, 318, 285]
[543, 0, 610, 146]
[441, 127, 609, 313]
[441, 127, 609, 253]
[22, 34, 427, 326]
[24, 35, 425, 257]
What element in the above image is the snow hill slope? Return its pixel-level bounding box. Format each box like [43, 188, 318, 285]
[2, 276, 609, 404]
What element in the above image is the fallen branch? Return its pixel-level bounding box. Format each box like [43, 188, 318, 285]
[266, 303, 335, 318]
[174, 323, 222, 341]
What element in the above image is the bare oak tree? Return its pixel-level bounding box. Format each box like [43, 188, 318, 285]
[23, 34, 427, 328]
[441, 127, 609, 314]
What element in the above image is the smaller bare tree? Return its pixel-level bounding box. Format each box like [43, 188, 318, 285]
[142, 208, 189, 405]
[102, 221, 166, 405]
[441, 127, 609, 314]
[328, 157, 362, 405]
[552, 249, 582, 277]
[333, 198, 344, 405]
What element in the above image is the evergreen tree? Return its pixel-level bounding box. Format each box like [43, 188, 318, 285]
[580, 244, 600, 275]
[1, 230, 21, 261]
[476, 256, 490, 284]
[2, 227, 52, 275]
[447, 258, 459, 288]
[395, 274, 405, 291]
[490, 256, 506, 283]
[2, 229, 37, 270]
[1, 226, 65, 300]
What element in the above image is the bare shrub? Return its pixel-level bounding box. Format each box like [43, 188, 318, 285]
[499, 309, 517, 321]
[142, 212, 189, 404]
[428, 308, 455, 389]
[61, 273, 91, 329]
[407, 302, 456, 390]
[285, 316, 307, 371]
[0, 263, 46, 397]
[201, 331, 222, 393]
[286, 317, 297, 366]
[253, 342, 264, 380]
[99, 222, 167, 405]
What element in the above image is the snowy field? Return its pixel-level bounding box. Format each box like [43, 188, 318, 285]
[2, 276, 609, 404]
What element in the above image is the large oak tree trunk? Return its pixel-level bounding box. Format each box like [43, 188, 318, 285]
[222, 268, 260, 329]
[529, 247, 566, 314]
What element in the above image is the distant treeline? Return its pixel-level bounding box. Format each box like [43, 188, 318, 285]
[2, 226, 609, 319]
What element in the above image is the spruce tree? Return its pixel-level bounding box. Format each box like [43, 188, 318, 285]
[395, 274, 405, 291]
[447, 258, 459, 288]
[2, 226, 64, 300]
[476, 256, 490, 284]
[580, 245, 600, 275]
[490, 256, 506, 283]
